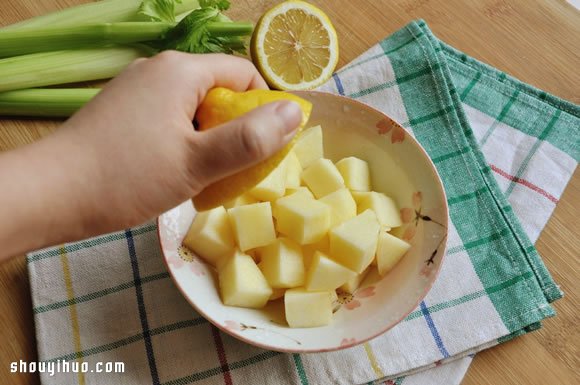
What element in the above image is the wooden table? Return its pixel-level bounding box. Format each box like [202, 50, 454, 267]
[0, 1, 578, 384]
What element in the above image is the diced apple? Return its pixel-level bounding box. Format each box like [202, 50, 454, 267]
[285, 288, 332, 328]
[340, 266, 370, 293]
[284, 151, 302, 189]
[292, 125, 323, 168]
[329, 209, 380, 273]
[301, 158, 345, 198]
[376, 232, 411, 275]
[301, 234, 329, 269]
[285, 186, 314, 199]
[223, 193, 260, 209]
[355, 191, 402, 228]
[305, 251, 357, 291]
[335, 157, 371, 191]
[219, 251, 272, 308]
[329, 290, 338, 303]
[249, 161, 287, 201]
[258, 238, 305, 288]
[228, 202, 276, 251]
[273, 193, 330, 245]
[269, 288, 286, 300]
[318, 188, 357, 227]
[183, 206, 235, 268]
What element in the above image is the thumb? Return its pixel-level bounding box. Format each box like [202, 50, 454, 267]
[190, 100, 302, 187]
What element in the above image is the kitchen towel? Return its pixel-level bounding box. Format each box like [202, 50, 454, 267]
[27, 20, 578, 385]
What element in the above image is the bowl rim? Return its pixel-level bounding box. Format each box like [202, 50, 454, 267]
[157, 90, 449, 353]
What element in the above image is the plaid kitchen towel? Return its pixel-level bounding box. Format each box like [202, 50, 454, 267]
[27, 20, 578, 385]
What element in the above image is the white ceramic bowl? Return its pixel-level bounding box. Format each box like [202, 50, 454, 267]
[157, 91, 448, 353]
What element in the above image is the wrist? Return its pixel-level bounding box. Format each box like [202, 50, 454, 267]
[0, 129, 100, 259]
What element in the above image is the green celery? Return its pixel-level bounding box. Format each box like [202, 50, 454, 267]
[0, 21, 252, 57]
[0, 88, 99, 117]
[0, 22, 173, 57]
[2, 0, 200, 31]
[0, 47, 150, 92]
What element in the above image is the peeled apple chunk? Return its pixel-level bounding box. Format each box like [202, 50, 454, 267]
[219, 251, 273, 308]
[258, 238, 305, 288]
[223, 193, 259, 209]
[354, 191, 402, 228]
[335, 157, 371, 191]
[301, 158, 345, 198]
[376, 232, 411, 276]
[305, 251, 357, 291]
[273, 193, 330, 245]
[285, 186, 314, 199]
[284, 288, 333, 328]
[227, 202, 276, 251]
[318, 188, 357, 228]
[182, 206, 234, 268]
[284, 151, 302, 189]
[329, 209, 380, 273]
[249, 159, 287, 201]
[301, 234, 329, 269]
[340, 266, 371, 293]
[292, 125, 323, 168]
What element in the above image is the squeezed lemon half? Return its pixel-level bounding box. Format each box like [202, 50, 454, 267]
[193, 87, 312, 211]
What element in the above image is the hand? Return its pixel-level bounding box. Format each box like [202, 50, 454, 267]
[0, 52, 302, 259]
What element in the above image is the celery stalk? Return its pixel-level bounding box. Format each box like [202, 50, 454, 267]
[0, 47, 150, 92]
[0, 88, 99, 117]
[0, 21, 252, 57]
[2, 0, 200, 31]
[0, 23, 173, 57]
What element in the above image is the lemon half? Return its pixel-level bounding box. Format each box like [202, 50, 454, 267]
[192, 88, 312, 211]
[251, 0, 339, 91]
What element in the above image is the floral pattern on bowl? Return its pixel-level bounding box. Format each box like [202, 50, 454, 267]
[158, 91, 448, 353]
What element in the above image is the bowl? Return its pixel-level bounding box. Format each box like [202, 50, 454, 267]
[157, 91, 448, 353]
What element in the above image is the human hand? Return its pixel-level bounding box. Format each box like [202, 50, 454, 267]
[0, 52, 302, 258]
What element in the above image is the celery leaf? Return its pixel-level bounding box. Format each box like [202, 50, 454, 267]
[139, 0, 183, 23]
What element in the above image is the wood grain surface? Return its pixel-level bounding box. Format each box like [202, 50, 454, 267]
[0, 1, 578, 384]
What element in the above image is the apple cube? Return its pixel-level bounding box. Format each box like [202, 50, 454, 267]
[329, 209, 380, 273]
[376, 232, 411, 275]
[329, 290, 338, 303]
[223, 193, 260, 209]
[219, 251, 272, 308]
[301, 234, 329, 269]
[340, 266, 370, 293]
[285, 186, 314, 199]
[285, 288, 332, 328]
[249, 161, 287, 201]
[318, 188, 357, 228]
[270, 288, 286, 300]
[335, 157, 371, 191]
[183, 206, 235, 268]
[258, 238, 305, 288]
[305, 251, 357, 291]
[274, 193, 330, 245]
[228, 202, 276, 251]
[355, 191, 402, 228]
[284, 151, 302, 189]
[301, 158, 345, 198]
[292, 125, 323, 168]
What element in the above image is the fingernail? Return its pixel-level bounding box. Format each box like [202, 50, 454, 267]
[275, 101, 302, 134]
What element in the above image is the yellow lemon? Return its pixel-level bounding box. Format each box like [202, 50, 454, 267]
[250, 0, 339, 91]
[193, 87, 312, 211]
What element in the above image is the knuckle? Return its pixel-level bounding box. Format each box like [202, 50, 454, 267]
[152, 50, 182, 66]
[239, 121, 267, 159]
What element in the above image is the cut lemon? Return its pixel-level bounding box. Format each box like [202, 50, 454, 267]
[192, 87, 312, 211]
[251, 0, 339, 91]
